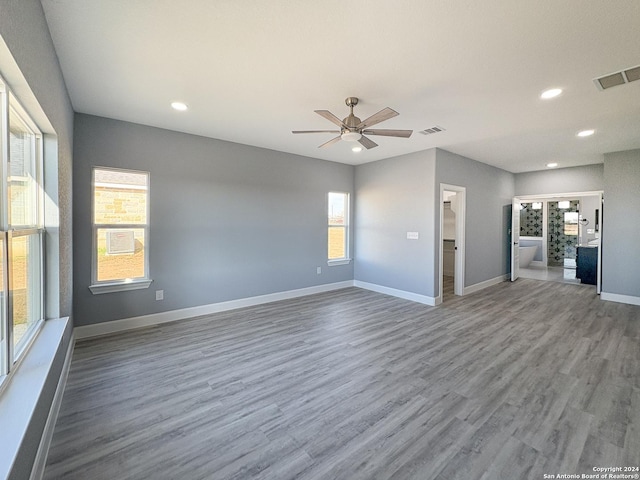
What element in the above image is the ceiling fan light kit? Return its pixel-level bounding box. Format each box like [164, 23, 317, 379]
[292, 97, 413, 150]
[341, 131, 362, 142]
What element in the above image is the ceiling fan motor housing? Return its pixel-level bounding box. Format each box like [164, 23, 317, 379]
[343, 97, 362, 135]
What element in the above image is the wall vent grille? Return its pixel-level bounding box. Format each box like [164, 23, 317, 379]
[419, 126, 446, 135]
[594, 64, 640, 90]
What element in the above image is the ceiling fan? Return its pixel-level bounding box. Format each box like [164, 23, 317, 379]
[292, 97, 413, 149]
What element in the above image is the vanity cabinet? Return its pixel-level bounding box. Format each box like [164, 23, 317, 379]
[576, 246, 598, 285]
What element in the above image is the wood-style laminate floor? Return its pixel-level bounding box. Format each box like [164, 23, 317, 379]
[45, 280, 640, 480]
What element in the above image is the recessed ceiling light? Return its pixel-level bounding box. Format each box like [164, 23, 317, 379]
[540, 88, 562, 99]
[352, 146, 362, 153]
[171, 101, 188, 111]
[577, 129, 595, 137]
[546, 162, 558, 168]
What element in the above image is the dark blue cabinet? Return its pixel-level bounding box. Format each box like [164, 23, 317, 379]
[576, 246, 598, 285]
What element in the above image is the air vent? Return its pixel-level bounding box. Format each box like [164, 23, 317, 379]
[625, 65, 640, 82]
[419, 126, 446, 135]
[594, 64, 640, 90]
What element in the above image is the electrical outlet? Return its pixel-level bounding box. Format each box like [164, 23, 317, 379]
[317, 267, 322, 275]
[155, 290, 164, 301]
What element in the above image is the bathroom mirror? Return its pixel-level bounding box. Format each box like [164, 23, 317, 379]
[564, 211, 579, 235]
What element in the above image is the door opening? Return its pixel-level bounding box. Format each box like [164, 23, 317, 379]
[511, 192, 602, 292]
[439, 184, 465, 303]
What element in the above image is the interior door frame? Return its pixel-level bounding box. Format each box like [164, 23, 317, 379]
[438, 184, 466, 303]
[512, 190, 603, 292]
[597, 192, 603, 294]
[511, 198, 521, 281]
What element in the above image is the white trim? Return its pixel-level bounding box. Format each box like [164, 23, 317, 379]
[515, 191, 603, 200]
[600, 292, 640, 306]
[463, 274, 509, 295]
[75, 281, 355, 339]
[354, 280, 436, 306]
[29, 331, 75, 480]
[89, 279, 153, 295]
[529, 260, 545, 267]
[91, 167, 150, 287]
[327, 258, 352, 266]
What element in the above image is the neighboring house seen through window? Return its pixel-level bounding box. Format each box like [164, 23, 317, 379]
[90, 167, 151, 294]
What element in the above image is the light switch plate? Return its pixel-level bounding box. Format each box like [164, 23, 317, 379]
[407, 232, 419, 240]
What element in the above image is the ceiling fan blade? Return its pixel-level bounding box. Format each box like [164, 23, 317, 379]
[362, 129, 413, 138]
[292, 130, 341, 134]
[315, 110, 346, 128]
[319, 136, 342, 148]
[358, 135, 378, 149]
[356, 107, 398, 129]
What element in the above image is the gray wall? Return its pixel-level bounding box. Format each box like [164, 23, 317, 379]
[0, 1, 74, 479]
[579, 195, 600, 245]
[354, 149, 437, 297]
[602, 150, 640, 298]
[435, 149, 514, 290]
[73, 114, 354, 325]
[515, 164, 603, 196]
[353, 148, 514, 299]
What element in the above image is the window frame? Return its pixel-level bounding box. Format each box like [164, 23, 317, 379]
[89, 166, 152, 294]
[0, 76, 46, 379]
[327, 191, 351, 266]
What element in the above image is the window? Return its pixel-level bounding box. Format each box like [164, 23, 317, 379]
[564, 211, 579, 236]
[0, 77, 45, 377]
[328, 192, 350, 265]
[90, 167, 151, 294]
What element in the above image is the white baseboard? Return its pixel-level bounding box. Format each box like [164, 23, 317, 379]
[354, 280, 436, 306]
[463, 274, 509, 295]
[600, 292, 640, 306]
[75, 281, 355, 339]
[529, 261, 545, 267]
[30, 331, 75, 480]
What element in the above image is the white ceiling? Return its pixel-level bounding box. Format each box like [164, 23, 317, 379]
[41, 0, 640, 173]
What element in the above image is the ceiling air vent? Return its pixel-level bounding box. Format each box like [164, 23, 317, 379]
[594, 64, 640, 90]
[419, 125, 446, 135]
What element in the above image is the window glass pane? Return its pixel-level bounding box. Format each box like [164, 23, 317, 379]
[94, 169, 148, 225]
[328, 226, 346, 260]
[11, 234, 41, 349]
[9, 108, 38, 227]
[96, 228, 146, 282]
[328, 192, 346, 226]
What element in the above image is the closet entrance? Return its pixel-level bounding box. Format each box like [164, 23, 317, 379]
[439, 184, 465, 303]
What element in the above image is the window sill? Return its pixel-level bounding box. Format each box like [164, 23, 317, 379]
[89, 279, 153, 295]
[0, 317, 70, 480]
[327, 258, 352, 267]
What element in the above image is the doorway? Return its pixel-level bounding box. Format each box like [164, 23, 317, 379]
[439, 184, 465, 303]
[511, 192, 603, 293]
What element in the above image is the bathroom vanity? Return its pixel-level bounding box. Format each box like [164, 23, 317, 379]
[576, 246, 598, 285]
